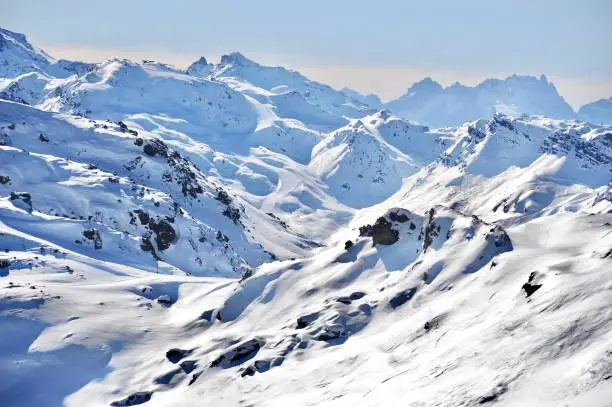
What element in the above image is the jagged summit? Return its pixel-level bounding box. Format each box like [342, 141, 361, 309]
[186, 56, 211, 77]
[218, 51, 258, 68]
[406, 76, 444, 94]
[0, 27, 48, 57]
[0, 26, 54, 77]
[210, 51, 374, 130]
[386, 74, 576, 127]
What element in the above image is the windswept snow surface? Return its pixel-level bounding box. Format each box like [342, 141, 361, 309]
[1, 27, 612, 407]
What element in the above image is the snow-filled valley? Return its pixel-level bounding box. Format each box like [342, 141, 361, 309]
[1, 26, 611, 407]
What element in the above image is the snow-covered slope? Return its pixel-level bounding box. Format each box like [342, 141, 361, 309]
[579, 97, 612, 125]
[0, 28, 94, 80]
[386, 75, 577, 127]
[210, 53, 375, 131]
[0, 27, 53, 78]
[310, 111, 454, 207]
[0, 100, 268, 276]
[1, 26, 612, 407]
[340, 87, 383, 109]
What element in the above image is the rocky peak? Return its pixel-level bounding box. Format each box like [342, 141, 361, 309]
[186, 56, 211, 77]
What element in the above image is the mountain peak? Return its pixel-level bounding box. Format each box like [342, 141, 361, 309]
[0, 26, 54, 77]
[219, 52, 257, 67]
[386, 73, 576, 127]
[186, 56, 211, 77]
[0, 27, 30, 49]
[407, 77, 443, 94]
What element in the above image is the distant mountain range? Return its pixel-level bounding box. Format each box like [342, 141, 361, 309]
[345, 75, 612, 127]
[2, 26, 610, 128]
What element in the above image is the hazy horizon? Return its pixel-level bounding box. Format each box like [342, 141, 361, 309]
[2, 0, 611, 108]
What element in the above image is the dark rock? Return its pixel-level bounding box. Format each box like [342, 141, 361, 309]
[187, 372, 201, 386]
[10, 192, 32, 212]
[360, 216, 399, 245]
[336, 296, 352, 305]
[424, 316, 442, 331]
[389, 287, 417, 309]
[421, 208, 438, 252]
[389, 211, 409, 223]
[38, 134, 49, 142]
[180, 360, 197, 373]
[239, 269, 253, 282]
[215, 188, 232, 205]
[134, 137, 144, 146]
[478, 383, 508, 404]
[153, 368, 181, 385]
[117, 121, 129, 132]
[344, 240, 353, 250]
[216, 230, 229, 243]
[166, 348, 190, 364]
[142, 139, 169, 158]
[254, 359, 270, 373]
[296, 312, 319, 329]
[241, 366, 256, 377]
[522, 272, 542, 297]
[0, 175, 10, 184]
[371, 217, 399, 245]
[222, 206, 241, 223]
[156, 295, 172, 305]
[110, 391, 152, 406]
[315, 325, 347, 341]
[199, 309, 216, 322]
[133, 209, 150, 225]
[210, 339, 263, 369]
[144, 218, 177, 252]
[487, 225, 512, 249]
[82, 229, 102, 250]
[242, 360, 270, 377]
[349, 291, 365, 301]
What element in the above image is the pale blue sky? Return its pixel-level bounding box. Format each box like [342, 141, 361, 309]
[1, 0, 611, 107]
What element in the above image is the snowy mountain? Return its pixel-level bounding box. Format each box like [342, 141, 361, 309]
[0, 27, 53, 78]
[185, 57, 211, 78]
[310, 111, 453, 208]
[340, 87, 383, 109]
[386, 75, 577, 127]
[210, 52, 375, 131]
[578, 97, 612, 125]
[1, 27, 612, 407]
[0, 28, 94, 79]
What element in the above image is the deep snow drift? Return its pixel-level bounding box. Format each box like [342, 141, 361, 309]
[1, 27, 612, 407]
